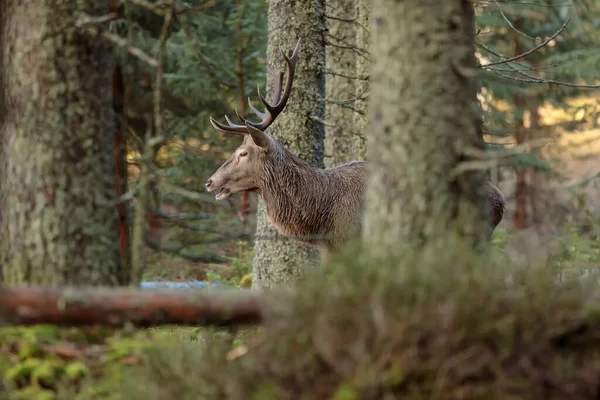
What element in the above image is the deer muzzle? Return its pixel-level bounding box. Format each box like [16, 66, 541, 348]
[204, 178, 230, 200]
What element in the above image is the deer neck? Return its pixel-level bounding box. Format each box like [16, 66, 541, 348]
[256, 150, 331, 237]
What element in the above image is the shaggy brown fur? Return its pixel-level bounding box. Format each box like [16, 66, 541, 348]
[205, 128, 505, 252]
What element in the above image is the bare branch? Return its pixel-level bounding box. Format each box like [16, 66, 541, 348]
[144, 236, 230, 263]
[75, 12, 119, 27]
[148, 208, 211, 221]
[324, 38, 370, 60]
[480, 18, 571, 67]
[157, 181, 232, 208]
[0, 286, 266, 327]
[489, 69, 600, 89]
[323, 68, 369, 81]
[86, 26, 158, 68]
[492, 0, 536, 40]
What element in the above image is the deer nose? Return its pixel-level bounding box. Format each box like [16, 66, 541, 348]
[205, 179, 213, 190]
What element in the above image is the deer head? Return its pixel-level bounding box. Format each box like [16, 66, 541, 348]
[204, 39, 301, 200]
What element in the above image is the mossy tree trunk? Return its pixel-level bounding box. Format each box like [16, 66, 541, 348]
[353, 0, 369, 160]
[0, 1, 124, 286]
[324, 0, 359, 167]
[251, 0, 326, 290]
[363, 0, 490, 257]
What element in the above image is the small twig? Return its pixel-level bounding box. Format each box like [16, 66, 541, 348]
[324, 39, 370, 60]
[307, 115, 336, 128]
[489, 69, 600, 89]
[323, 68, 369, 81]
[493, 0, 536, 40]
[481, 18, 571, 67]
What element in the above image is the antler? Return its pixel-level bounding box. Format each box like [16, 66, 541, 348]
[209, 38, 301, 136]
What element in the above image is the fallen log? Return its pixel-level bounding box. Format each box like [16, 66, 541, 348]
[0, 286, 267, 328]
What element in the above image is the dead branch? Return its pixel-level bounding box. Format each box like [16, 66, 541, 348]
[157, 181, 232, 208]
[84, 24, 158, 68]
[324, 68, 369, 81]
[148, 208, 211, 220]
[489, 69, 600, 89]
[75, 12, 119, 27]
[324, 39, 370, 60]
[144, 236, 229, 263]
[0, 286, 266, 327]
[480, 18, 571, 67]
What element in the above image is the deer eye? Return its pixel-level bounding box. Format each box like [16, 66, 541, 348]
[239, 151, 248, 157]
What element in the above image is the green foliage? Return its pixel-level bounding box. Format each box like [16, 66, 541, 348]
[0, 326, 158, 399]
[206, 240, 254, 287]
[476, 0, 600, 178]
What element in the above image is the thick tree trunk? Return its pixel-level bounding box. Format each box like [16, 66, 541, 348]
[324, 0, 358, 167]
[251, 0, 326, 290]
[0, 1, 123, 286]
[363, 0, 490, 256]
[354, 0, 369, 160]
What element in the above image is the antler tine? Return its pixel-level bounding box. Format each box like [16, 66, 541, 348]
[274, 37, 301, 109]
[269, 65, 284, 105]
[248, 38, 301, 131]
[209, 117, 247, 136]
[208, 38, 301, 135]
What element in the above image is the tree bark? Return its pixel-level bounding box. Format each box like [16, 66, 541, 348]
[324, 0, 359, 167]
[0, 1, 123, 286]
[251, 0, 326, 290]
[353, 0, 369, 160]
[363, 0, 490, 256]
[0, 286, 266, 327]
[513, 22, 528, 230]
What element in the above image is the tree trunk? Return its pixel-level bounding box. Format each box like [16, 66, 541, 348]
[324, 0, 358, 167]
[363, 0, 490, 256]
[0, 1, 124, 286]
[251, 0, 326, 290]
[512, 23, 528, 230]
[353, 0, 369, 160]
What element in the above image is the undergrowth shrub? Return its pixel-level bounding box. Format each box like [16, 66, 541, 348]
[110, 235, 600, 400]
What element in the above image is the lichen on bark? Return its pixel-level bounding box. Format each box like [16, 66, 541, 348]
[353, 0, 369, 160]
[251, 0, 326, 290]
[324, 0, 360, 167]
[0, 1, 123, 286]
[362, 0, 490, 257]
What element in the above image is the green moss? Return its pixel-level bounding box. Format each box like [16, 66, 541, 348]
[30, 360, 64, 388]
[3, 359, 42, 388]
[381, 361, 406, 388]
[64, 362, 89, 381]
[332, 384, 359, 400]
[250, 382, 279, 400]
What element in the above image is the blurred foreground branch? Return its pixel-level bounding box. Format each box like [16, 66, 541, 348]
[0, 286, 266, 328]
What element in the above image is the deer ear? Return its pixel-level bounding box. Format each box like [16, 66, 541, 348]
[245, 123, 272, 149]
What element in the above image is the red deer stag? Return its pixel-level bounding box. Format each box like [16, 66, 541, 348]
[205, 38, 505, 252]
